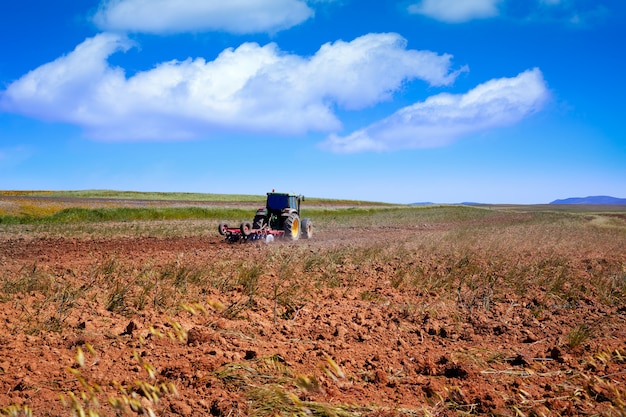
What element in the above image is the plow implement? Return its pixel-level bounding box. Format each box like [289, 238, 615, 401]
[218, 222, 284, 243]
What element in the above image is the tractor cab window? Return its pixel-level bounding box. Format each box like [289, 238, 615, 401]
[267, 194, 289, 211]
[288, 196, 298, 210]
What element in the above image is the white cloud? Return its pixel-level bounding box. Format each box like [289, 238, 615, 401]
[93, 0, 314, 34]
[320, 68, 549, 153]
[0, 33, 464, 142]
[0, 34, 135, 134]
[408, 0, 609, 25]
[530, 0, 609, 26]
[408, 0, 501, 23]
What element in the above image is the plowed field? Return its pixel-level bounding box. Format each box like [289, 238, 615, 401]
[1, 199, 625, 416]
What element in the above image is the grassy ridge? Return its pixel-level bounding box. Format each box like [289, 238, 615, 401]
[0, 207, 255, 225]
[0, 190, 399, 223]
[0, 189, 265, 202]
[1, 201, 624, 228]
[1, 190, 624, 228]
[0, 189, 392, 206]
[0, 205, 420, 225]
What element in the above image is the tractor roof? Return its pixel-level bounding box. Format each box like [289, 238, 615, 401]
[266, 192, 300, 197]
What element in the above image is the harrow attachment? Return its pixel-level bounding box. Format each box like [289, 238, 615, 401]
[218, 222, 285, 243]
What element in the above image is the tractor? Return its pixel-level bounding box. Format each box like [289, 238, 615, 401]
[218, 192, 312, 242]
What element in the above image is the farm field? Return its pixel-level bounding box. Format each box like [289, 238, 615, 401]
[0, 193, 625, 416]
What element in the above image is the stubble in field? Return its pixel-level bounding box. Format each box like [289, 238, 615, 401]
[0, 201, 625, 416]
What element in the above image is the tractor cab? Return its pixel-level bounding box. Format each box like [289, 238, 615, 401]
[266, 193, 301, 214]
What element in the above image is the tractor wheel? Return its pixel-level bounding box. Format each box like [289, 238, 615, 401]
[240, 221, 253, 236]
[218, 222, 229, 236]
[284, 213, 300, 240]
[301, 218, 313, 239]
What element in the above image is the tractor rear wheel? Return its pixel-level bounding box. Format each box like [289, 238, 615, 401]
[301, 218, 313, 239]
[284, 213, 300, 240]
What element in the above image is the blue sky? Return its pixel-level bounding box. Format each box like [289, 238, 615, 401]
[0, 0, 624, 204]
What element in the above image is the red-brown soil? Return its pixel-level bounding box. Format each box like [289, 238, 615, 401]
[0, 210, 625, 416]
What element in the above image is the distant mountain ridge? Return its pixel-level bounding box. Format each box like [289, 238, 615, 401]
[550, 196, 626, 205]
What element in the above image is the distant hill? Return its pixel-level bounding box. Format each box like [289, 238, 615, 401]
[550, 196, 626, 205]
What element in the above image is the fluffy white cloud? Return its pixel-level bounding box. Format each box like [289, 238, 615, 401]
[0, 34, 135, 137]
[93, 0, 314, 34]
[0, 33, 463, 141]
[320, 68, 549, 153]
[408, 0, 501, 23]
